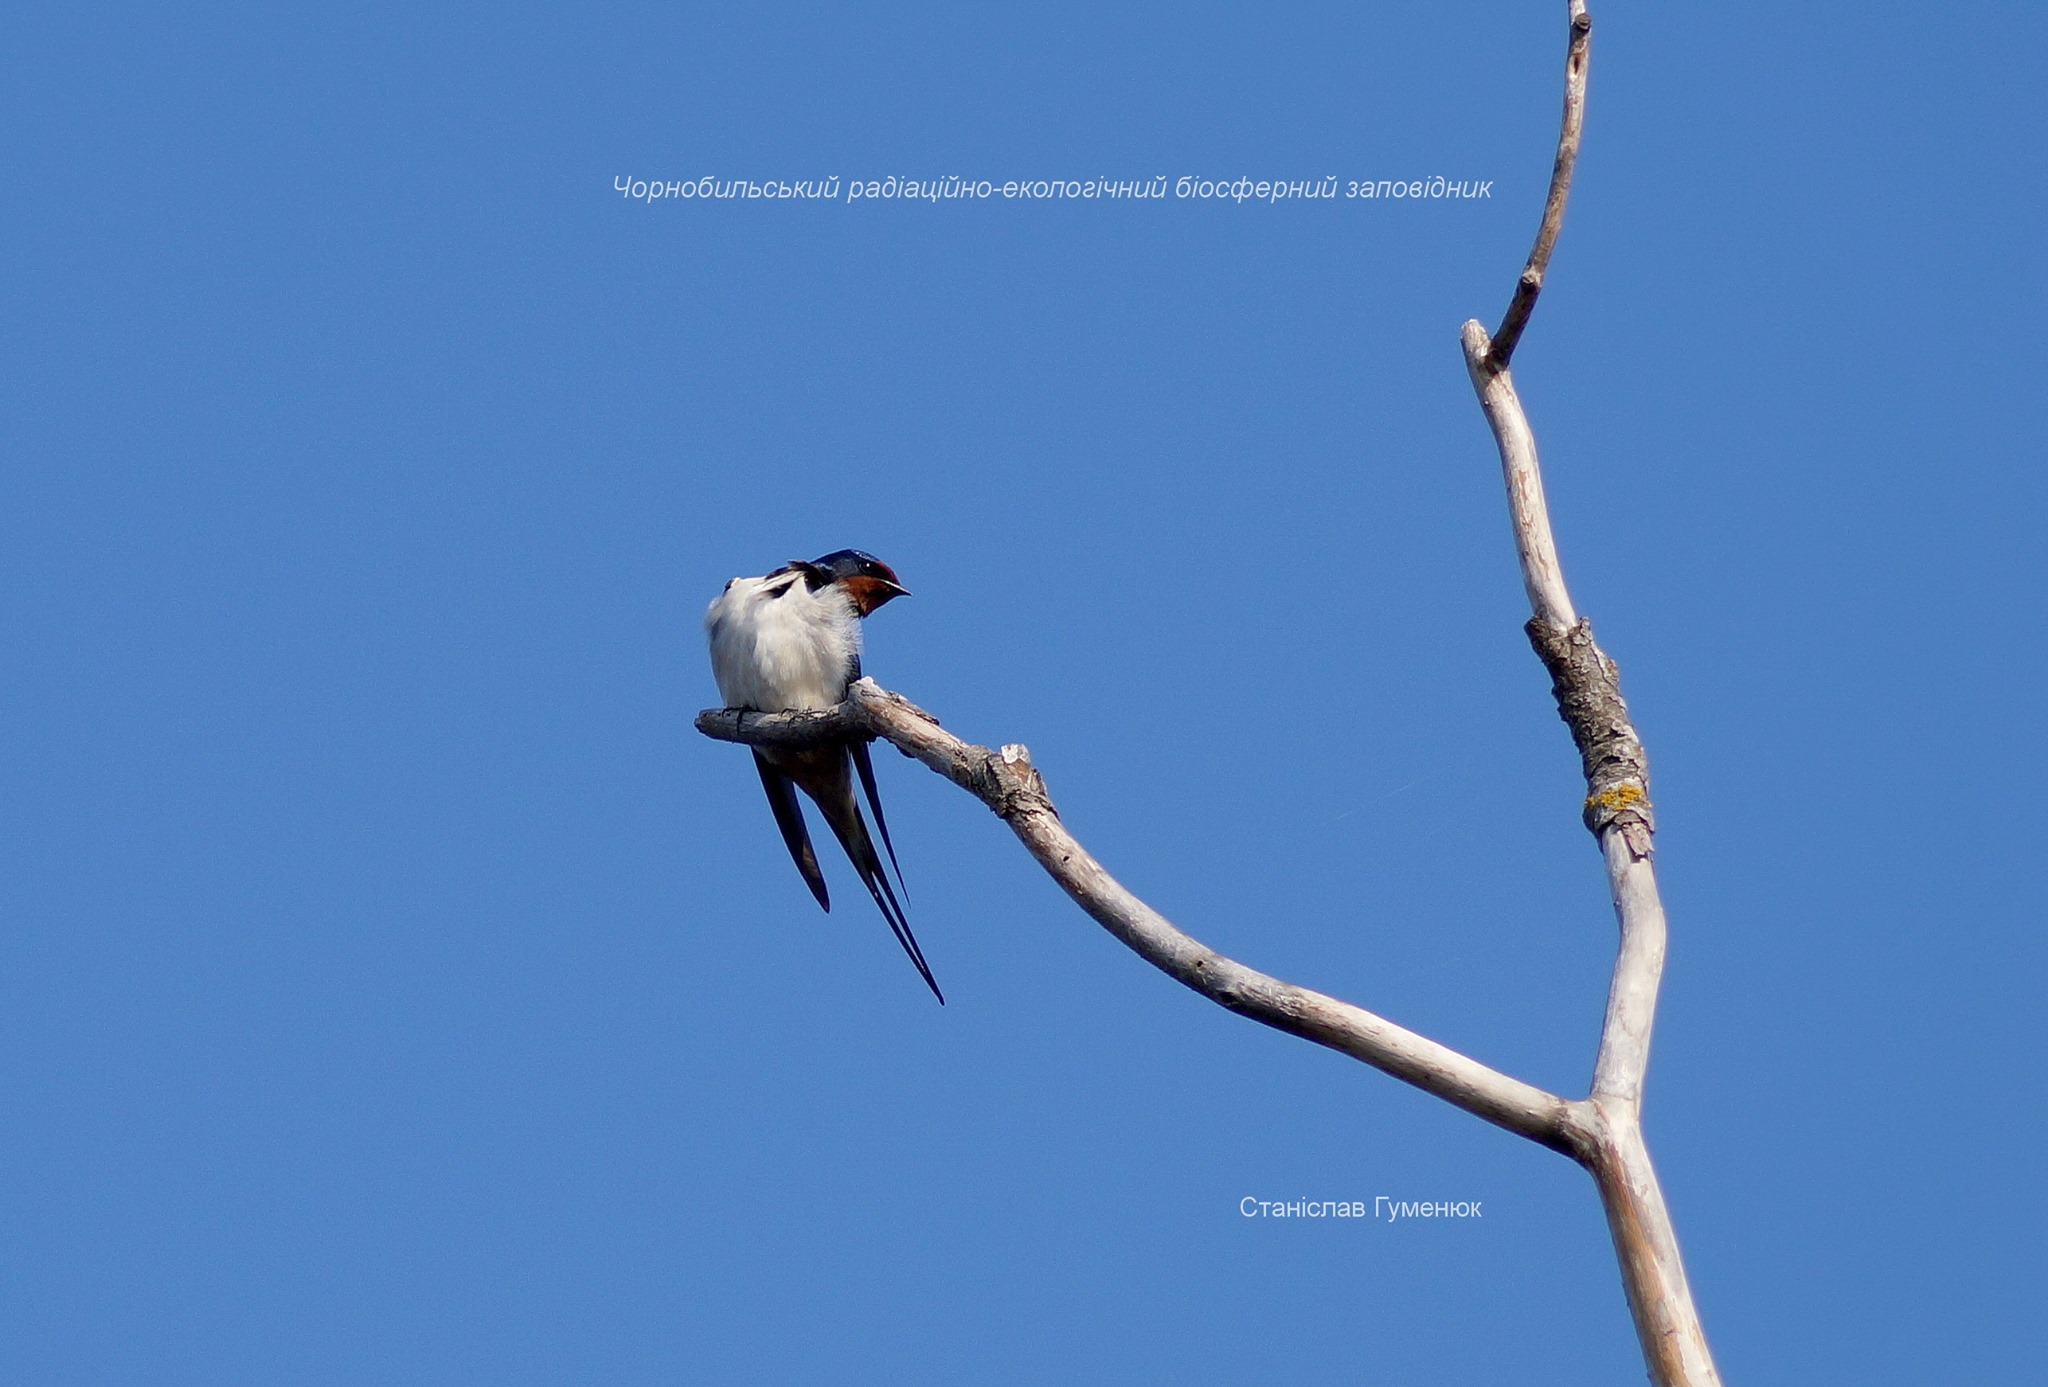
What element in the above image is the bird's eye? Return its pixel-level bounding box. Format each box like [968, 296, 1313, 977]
[724, 577, 738, 590]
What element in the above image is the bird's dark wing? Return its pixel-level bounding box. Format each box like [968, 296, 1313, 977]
[849, 738, 905, 896]
[843, 652, 907, 895]
[754, 752, 828, 911]
[786, 748, 944, 1005]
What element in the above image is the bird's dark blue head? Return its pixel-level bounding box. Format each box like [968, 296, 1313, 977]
[805, 549, 909, 614]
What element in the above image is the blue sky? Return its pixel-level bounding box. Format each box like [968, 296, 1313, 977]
[4, 3, 2043, 1382]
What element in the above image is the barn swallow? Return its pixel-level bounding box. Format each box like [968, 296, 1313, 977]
[704, 550, 941, 1002]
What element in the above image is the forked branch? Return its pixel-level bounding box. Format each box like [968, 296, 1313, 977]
[701, 4, 1726, 1381]
[1459, 5, 1722, 1383]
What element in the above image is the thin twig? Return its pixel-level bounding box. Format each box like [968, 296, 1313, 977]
[1489, 1, 1592, 366]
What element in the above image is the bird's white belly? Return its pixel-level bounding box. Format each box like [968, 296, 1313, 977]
[706, 578, 859, 711]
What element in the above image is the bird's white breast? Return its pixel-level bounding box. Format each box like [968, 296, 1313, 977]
[705, 574, 861, 711]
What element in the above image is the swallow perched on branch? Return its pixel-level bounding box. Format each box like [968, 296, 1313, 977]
[704, 549, 941, 1003]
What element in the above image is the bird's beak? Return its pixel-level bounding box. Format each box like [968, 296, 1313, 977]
[845, 575, 909, 613]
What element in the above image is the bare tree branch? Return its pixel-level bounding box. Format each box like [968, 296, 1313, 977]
[1488, 0, 1592, 366]
[1583, 1102, 1719, 1385]
[1457, 6, 1723, 1382]
[699, 683, 1587, 1155]
[1462, 331, 1579, 627]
